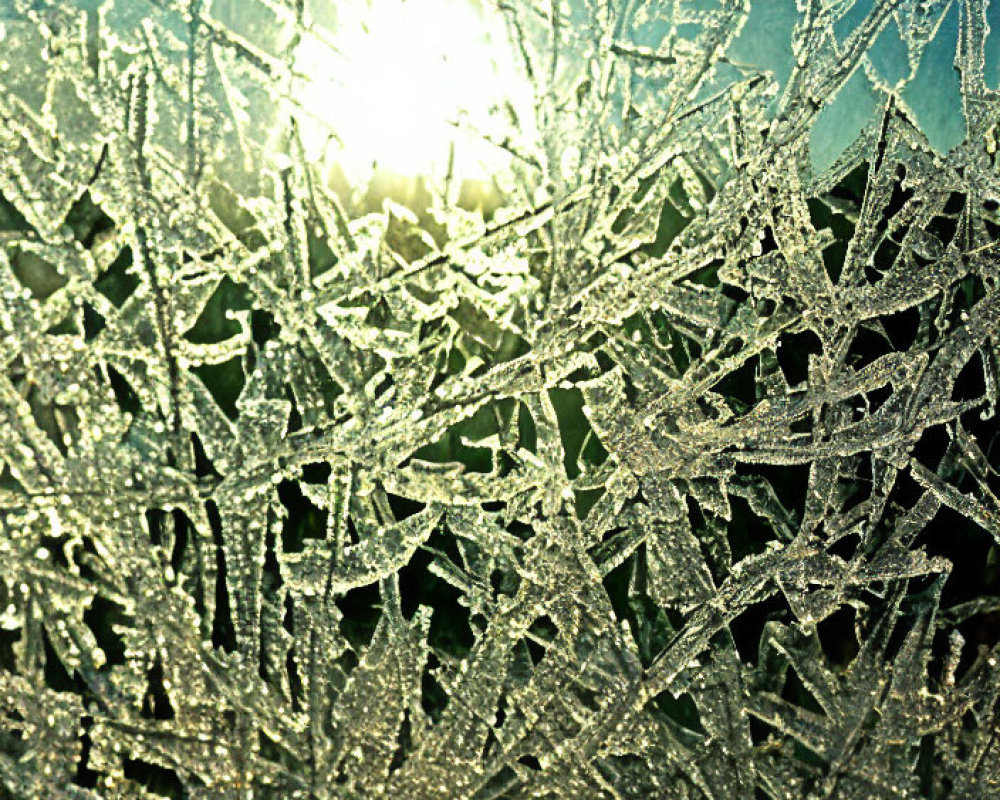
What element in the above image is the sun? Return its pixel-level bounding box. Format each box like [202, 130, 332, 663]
[289, 0, 536, 184]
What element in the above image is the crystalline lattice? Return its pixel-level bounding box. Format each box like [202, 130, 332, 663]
[1, 1, 999, 798]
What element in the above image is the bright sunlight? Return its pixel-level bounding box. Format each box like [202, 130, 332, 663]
[290, 0, 536, 183]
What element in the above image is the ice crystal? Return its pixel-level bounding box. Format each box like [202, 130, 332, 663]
[1, 0, 999, 798]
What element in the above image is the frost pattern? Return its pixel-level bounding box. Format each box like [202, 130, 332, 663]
[1, 1, 999, 798]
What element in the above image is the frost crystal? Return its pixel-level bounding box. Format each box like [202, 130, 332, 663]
[1, 1, 999, 798]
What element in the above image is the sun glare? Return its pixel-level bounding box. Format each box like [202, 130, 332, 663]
[290, 0, 535, 184]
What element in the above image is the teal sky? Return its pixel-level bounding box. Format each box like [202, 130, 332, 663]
[722, 0, 999, 172]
